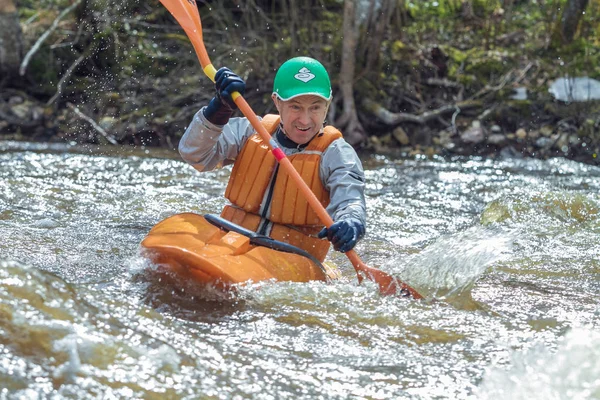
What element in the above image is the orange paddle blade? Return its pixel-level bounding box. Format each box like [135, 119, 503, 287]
[348, 251, 423, 298]
[159, 0, 211, 69]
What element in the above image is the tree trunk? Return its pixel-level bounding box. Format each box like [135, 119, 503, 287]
[0, 0, 23, 80]
[336, 0, 366, 146]
[556, 0, 589, 43]
[503, 0, 514, 27]
[461, 0, 475, 21]
[364, 0, 396, 72]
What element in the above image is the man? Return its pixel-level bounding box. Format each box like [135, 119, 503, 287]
[179, 57, 365, 263]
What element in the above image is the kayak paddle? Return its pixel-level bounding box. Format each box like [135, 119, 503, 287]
[158, 0, 423, 299]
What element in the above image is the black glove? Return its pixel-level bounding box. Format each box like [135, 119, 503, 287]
[318, 218, 366, 253]
[203, 67, 246, 125]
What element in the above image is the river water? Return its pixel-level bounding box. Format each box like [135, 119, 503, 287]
[1, 140, 599, 399]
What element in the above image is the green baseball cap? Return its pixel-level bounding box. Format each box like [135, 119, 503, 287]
[272, 57, 332, 102]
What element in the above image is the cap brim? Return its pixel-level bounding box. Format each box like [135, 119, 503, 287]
[273, 91, 332, 102]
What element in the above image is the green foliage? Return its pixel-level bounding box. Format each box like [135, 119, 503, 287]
[407, 0, 463, 18]
[558, 38, 600, 77]
[471, 0, 502, 17]
[390, 40, 408, 61]
[18, 0, 71, 8]
[27, 50, 60, 94]
[18, 8, 38, 20]
[465, 50, 511, 78]
[445, 46, 468, 65]
[9, 0, 600, 150]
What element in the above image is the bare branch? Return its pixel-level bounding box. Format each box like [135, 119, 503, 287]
[425, 78, 464, 89]
[67, 102, 118, 145]
[50, 23, 84, 49]
[19, 0, 82, 76]
[363, 98, 481, 126]
[47, 42, 97, 106]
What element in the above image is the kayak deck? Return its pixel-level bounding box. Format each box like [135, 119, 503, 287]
[141, 213, 338, 288]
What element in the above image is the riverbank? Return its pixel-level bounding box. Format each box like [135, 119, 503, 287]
[1, 1, 599, 165]
[366, 94, 600, 166]
[2, 87, 598, 166]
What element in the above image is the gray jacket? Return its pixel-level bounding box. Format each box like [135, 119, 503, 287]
[178, 109, 367, 228]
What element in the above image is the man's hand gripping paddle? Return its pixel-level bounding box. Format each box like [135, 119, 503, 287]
[158, 0, 423, 299]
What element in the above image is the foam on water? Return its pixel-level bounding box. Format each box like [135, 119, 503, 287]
[477, 327, 600, 399]
[0, 260, 197, 397]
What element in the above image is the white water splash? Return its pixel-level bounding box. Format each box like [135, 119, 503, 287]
[476, 327, 600, 399]
[127, 252, 158, 275]
[389, 226, 513, 299]
[53, 334, 82, 383]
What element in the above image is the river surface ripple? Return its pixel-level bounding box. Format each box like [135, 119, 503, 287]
[0, 141, 599, 399]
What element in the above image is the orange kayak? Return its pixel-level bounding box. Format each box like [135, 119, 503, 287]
[141, 213, 338, 289]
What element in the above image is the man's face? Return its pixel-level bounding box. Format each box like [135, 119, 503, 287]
[272, 94, 329, 145]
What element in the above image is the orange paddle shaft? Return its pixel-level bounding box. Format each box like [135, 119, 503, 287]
[235, 99, 422, 298]
[159, 0, 422, 299]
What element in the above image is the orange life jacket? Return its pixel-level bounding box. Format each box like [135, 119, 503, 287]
[221, 114, 343, 262]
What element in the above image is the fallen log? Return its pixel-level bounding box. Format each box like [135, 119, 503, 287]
[362, 98, 481, 126]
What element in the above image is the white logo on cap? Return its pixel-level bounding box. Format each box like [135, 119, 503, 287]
[294, 67, 315, 83]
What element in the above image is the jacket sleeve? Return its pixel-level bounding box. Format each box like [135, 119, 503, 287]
[178, 108, 255, 172]
[320, 138, 367, 228]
